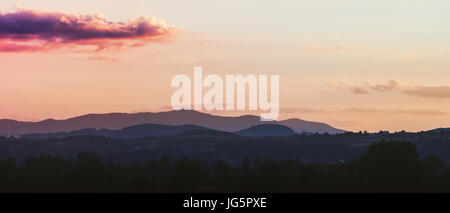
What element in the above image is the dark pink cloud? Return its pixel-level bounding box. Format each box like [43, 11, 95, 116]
[0, 8, 176, 53]
[0, 42, 40, 52]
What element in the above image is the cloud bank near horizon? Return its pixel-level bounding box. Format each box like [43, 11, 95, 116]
[330, 80, 450, 99]
[328, 81, 370, 94]
[0, 8, 176, 53]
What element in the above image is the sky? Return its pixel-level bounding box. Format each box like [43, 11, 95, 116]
[0, 0, 450, 132]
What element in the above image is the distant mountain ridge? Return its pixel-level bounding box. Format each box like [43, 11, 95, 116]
[21, 124, 210, 139]
[22, 123, 299, 139]
[236, 124, 296, 137]
[0, 110, 346, 136]
[427, 128, 450, 133]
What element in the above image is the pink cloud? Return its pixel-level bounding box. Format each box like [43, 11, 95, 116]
[0, 8, 176, 53]
[0, 41, 41, 52]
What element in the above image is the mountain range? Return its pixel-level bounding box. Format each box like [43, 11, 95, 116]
[22, 123, 300, 139]
[0, 110, 346, 136]
[21, 124, 211, 139]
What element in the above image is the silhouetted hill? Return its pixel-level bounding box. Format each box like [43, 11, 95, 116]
[427, 128, 450, 134]
[1, 110, 345, 136]
[21, 124, 210, 139]
[179, 129, 236, 137]
[8, 129, 450, 167]
[236, 124, 296, 137]
[278, 118, 346, 134]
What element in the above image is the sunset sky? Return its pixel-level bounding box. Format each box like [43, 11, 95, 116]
[1, 0, 450, 132]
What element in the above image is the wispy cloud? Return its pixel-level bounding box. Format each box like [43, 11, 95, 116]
[329, 81, 370, 94]
[87, 55, 119, 62]
[280, 107, 327, 114]
[365, 80, 406, 92]
[404, 86, 450, 99]
[0, 7, 176, 53]
[331, 80, 450, 99]
[280, 107, 447, 116]
[341, 108, 447, 116]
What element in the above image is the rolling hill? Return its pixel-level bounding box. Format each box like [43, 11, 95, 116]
[236, 124, 297, 137]
[21, 124, 210, 139]
[0, 110, 346, 136]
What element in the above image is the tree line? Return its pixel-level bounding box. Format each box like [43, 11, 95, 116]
[0, 140, 449, 193]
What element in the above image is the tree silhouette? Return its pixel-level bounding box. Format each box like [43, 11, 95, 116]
[359, 140, 426, 192]
[0, 140, 450, 192]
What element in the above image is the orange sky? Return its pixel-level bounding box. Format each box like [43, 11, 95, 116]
[1, 1, 450, 132]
